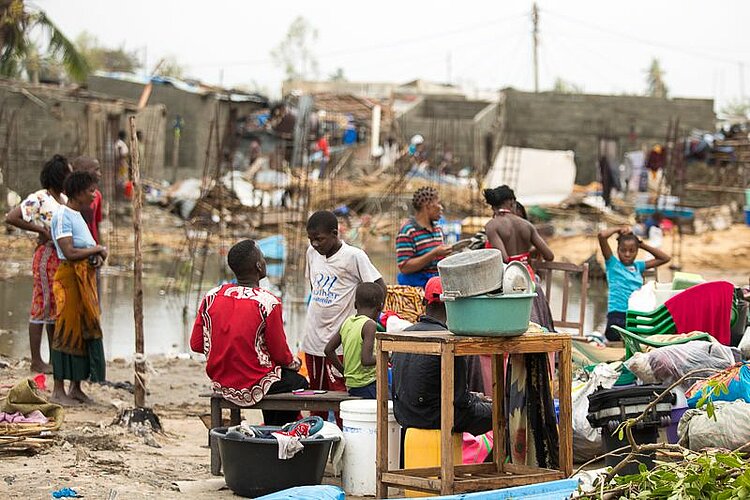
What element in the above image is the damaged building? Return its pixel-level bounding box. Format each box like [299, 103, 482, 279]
[0, 78, 165, 204]
[87, 73, 268, 181]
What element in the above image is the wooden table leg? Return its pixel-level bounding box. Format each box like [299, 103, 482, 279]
[558, 342, 573, 476]
[210, 397, 222, 476]
[492, 354, 506, 472]
[376, 339, 390, 499]
[440, 344, 455, 495]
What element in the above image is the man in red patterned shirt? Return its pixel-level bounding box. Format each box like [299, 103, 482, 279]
[191, 239, 307, 425]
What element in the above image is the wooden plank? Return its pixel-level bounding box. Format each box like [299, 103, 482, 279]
[579, 263, 589, 336]
[452, 471, 565, 493]
[558, 339, 573, 476]
[440, 343, 456, 495]
[561, 271, 570, 323]
[503, 463, 563, 476]
[380, 340, 442, 355]
[492, 354, 506, 472]
[454, 336, 566, 356]
[555, 321, 583, 330]
[378, 331, 570, 347]
[381, 472, 441, 493]
[395, 463, 497, 477]
[377, 331, 451, 342]
[376, 338, 391, 499]
[533, 261, 585, 273]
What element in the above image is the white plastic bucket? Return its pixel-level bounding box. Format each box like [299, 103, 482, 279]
[340, 399, 401, 497]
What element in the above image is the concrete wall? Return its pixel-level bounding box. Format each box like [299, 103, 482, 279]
[88, 76, 263, 180]
[397, 98, 497, 169]
[500, 89, 716, 183]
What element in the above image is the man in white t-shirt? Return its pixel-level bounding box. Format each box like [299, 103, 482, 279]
[303, 211, 386, 419]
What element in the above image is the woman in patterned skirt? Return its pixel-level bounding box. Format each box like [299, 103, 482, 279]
[4, 155, 71, 373]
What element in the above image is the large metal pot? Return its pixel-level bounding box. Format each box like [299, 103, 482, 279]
[438, 248, 503, 298]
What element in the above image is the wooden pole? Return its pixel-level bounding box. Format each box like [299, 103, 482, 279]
[128, 115, 146, 408]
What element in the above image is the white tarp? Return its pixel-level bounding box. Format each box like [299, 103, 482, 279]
[484, 147, 577, 205]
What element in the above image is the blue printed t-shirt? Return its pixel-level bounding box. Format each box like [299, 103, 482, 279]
[302, 242, 382, 356]
[605, 255, 646, 313]
[51, 206, 96, 260]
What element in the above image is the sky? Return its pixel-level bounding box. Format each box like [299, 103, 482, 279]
[37, 0, 750, 109]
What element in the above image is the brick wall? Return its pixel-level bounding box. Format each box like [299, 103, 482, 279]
[500, 89, 716, 183]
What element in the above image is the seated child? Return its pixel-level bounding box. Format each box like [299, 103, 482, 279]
[324, 282, 385, 399]
[598, 226, 671, 341]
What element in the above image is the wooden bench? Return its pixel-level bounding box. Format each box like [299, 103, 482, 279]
[200, 391, 359, 475]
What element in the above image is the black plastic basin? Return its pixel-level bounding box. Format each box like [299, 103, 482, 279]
[211, 426, 336, 498]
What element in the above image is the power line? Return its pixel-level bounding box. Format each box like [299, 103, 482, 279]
[543, 7, 749, 66]
[189, 12, 529, 69]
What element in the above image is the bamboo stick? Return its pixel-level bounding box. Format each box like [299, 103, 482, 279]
[128, 116, 146, 408]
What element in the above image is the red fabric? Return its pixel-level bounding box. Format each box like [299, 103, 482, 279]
[89, 190, 102, 243]
[483, 243, 536, 280]
[665, 281, 735, 345]
[78, 190, 103, 244]
[316, 137, 330, 158]
[191, 284, 294, 405]
[305, 353, 346, 426]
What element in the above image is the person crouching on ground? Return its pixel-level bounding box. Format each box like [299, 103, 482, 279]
[599, 226, 671, 341]
[324, 282, 385, 399]
[190, 239, 307, 426]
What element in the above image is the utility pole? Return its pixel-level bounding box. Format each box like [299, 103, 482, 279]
[532, 2, 540, 92]
[446, 51, 452, 85]
[739, 62, 746, 100]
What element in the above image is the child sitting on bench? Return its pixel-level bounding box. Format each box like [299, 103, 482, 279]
[324, 283, 385, 399]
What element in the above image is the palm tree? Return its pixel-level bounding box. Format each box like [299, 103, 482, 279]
[0, 0, 89, 82]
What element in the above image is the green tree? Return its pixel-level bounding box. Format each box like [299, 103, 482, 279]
[75, 31, 140, 73]
[720, 99, 750, 120]
[0, 0, 89, 82]
[270, 16, 319, 81]
[154, 55, 185, 79]
[328, 67, 347, 82]
[552, 77, 583, 94]
[646, 58, 668, 98]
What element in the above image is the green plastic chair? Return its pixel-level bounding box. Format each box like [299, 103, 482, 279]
[612, 325, 711, 359]
[626, 302, 737, 336]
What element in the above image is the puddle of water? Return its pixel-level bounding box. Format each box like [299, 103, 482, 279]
[0, 251, 609, 361]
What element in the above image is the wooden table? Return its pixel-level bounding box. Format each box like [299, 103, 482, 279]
[201, 391, 359, 475]
[375, 331, 572, 497]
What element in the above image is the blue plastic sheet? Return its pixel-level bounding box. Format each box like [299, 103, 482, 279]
[255, 485, 344, 500]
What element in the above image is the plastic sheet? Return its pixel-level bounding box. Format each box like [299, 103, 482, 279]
[572, 363, 620, 462]
[625, 340, 738, 389]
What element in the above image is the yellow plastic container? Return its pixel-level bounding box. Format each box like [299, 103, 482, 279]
[404, 428, 463, 498]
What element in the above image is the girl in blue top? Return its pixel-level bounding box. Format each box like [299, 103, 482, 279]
[598, 226, 670, 341]
[50, 171, 108, 405]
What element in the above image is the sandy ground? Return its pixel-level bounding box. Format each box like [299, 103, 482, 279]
[0, 356, 238, 499]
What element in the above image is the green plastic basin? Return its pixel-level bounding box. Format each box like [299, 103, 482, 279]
[445, 293, 536, 337]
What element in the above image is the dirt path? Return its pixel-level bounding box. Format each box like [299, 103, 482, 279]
[0, 357, 268, 499]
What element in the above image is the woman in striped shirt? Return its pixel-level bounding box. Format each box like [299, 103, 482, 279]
[395, 187, 452, 288]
